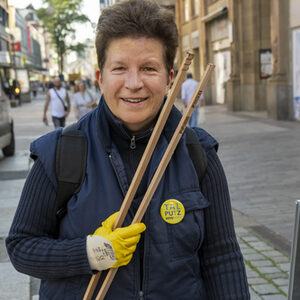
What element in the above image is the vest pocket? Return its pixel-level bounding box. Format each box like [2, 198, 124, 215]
[165, 191, 209, 261]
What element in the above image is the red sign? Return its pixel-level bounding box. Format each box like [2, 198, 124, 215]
[14, 43, 21, 51]
[26, 25, 32, 55]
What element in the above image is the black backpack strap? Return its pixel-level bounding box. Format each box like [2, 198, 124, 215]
[185, 127, 207, 183]
[55, 123, 87, 219]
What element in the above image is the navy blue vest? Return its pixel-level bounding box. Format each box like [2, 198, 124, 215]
[30, 98, 218, 299]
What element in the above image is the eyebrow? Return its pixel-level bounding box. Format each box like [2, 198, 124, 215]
[109, 60, 162, 68]
[108, 61, 126, 66]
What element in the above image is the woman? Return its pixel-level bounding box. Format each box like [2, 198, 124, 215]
[73, 81, 97, 120]
[6, 1, 250, 299]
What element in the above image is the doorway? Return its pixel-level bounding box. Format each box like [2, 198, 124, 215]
[214, 50, 231, 104]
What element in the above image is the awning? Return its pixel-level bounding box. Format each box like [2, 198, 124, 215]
[200, 6, 228, 23]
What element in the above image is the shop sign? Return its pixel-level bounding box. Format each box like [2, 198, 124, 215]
[14, 43, 21, 52]
[211, 17, 228, 42]
[27, 26, 32, 55]
[259, 49, 272, 79]
[22, 55, 27, 66]
[16, 69, 30, 93]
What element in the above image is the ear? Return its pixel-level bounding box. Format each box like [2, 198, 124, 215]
[165, 69, 174, 95]
[95, 69, 102, 90]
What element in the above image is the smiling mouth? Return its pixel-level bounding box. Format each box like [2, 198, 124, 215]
[122, 97, 148, 103]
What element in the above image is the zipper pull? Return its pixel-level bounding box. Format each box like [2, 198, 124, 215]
[130, 136, 136, 150]
[139, 291, 144, 300]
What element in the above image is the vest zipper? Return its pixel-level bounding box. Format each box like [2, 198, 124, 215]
[130, 135, 136, 149]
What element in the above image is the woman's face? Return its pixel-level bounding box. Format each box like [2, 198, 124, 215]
[79, 82, 85, 92]
[96, 37, 173, 133]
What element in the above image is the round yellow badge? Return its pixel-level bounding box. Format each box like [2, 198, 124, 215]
[160, 199, 185, 224]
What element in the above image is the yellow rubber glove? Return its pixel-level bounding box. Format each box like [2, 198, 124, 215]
[86, 212, 146, 271]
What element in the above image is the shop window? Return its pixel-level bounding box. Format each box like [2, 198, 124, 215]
[184, 0, 189, 22]
[0, 38, 8, 51]
[191, 0, 200, 17]
[0, 7, 7, 26]
[3, 9, 8, 27]
[0, 7, 3, 25]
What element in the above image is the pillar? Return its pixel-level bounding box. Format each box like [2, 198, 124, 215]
[225, 0, 241, 111]
[267, 0, 291, 120]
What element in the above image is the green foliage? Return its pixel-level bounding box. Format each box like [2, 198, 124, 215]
[36, 0, 90, 73]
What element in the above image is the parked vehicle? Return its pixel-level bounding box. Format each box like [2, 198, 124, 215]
[0, 76, 15, 157]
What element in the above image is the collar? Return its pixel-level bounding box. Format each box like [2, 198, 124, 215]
[95, 95, 183, 152]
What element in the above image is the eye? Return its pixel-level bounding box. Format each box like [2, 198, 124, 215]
[143, 67, 156, 72]
[112, 66, 125, 71]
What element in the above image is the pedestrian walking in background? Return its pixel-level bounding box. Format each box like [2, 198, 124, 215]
[6, 0, 249, 299]
[31, 81, 38, 98]
[42, 77, 70, 128]
[73, 81, 97, 120]
[181, 72, 201, 127]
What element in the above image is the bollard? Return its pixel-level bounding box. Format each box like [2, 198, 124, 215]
[288, 200, 300, 300]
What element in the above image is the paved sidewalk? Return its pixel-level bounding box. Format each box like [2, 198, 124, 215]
[237, 227, 289, 299]
[199, 105, 300, 247]
[0, 178, 29, 300]
[1, 99, 299, 299]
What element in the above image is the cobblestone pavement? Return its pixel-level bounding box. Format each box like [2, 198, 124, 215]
[236, 227, 290, 299]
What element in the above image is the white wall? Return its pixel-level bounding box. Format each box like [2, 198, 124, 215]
[290, 0, 300, 29]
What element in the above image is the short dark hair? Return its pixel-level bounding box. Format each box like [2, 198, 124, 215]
[95, 0, 178, 73]
[187, 73, 193, 79]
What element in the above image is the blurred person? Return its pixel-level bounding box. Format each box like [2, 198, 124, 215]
[94, 78, 100, 93]
[73, 82, 79, 93]
[31, 81, 38, 98]
[42, 77, 70, 128]
[47, 80, 54, 89]
[73, 81, 97, 120]
[181, 72, 201, 127]
[86, 77, 92, 88]
[6, 1, 249, 299]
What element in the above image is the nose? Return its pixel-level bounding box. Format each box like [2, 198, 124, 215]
[124, 70, 143, 90]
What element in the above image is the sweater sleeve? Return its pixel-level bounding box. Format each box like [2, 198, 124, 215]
[5, 158, 92, 280]
[199, 148, 250, 299]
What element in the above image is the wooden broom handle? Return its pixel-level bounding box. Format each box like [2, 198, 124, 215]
[94, 63, 215, 300]
[83, 52, 194, 300]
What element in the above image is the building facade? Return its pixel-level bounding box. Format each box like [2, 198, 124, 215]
[8, 5, 34, 102]
[0, 0, 12, 90]
[175, 0, 297, 120]
[65, 38, 97, 84]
